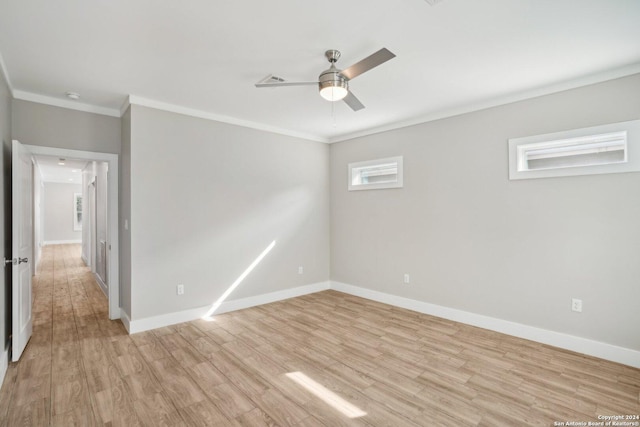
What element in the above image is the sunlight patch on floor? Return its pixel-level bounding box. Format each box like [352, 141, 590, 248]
[286, 371, 367, 418]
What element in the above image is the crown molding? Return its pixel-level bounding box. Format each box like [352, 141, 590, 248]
[13, 90, 121, 117]
[120, 96, 132, 116]
[5, 61, 639, 144]
[125, 95, 328, 143]
[329, 62, 640, 143]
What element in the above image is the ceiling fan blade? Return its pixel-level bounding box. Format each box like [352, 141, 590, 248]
[340, 48, 396, 80]
[255, 74, 318, 88]
[343, 91, 365, 111]
[255, 81, 318, 88]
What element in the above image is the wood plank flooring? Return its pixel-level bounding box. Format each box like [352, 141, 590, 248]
[0, 244, 638, 426]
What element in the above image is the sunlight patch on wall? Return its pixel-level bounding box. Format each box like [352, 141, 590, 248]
[202, 240, 276, 319]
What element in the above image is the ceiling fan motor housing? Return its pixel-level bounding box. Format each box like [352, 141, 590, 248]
[319, 67, 348, 92]
[318, 67, 348, 101]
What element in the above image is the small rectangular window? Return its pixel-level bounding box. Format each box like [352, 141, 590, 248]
[508, 120, 640, 180]
[517, 131, 626, 172]
[348, 156, 403, 191]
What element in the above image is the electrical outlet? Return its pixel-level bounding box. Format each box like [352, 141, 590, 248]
[571, 298, 582, 312]
[177, 284, 184, 296]
[403, 273, 410, 284]
[298, 266, 304, 274]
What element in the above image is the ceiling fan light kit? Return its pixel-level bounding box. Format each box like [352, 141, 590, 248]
[255, 48, 396, 111]
[319, 83, 348, 102]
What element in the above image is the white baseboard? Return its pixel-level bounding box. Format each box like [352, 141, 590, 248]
[330, 281, 640, 369]
[120, 309, 131, 333]
[127, 281, 330, 334]
[43, 240, 81, 245]
[0, 347, 8, 388]
[94, 274, 108, 297]
[119, 278, 639, 368]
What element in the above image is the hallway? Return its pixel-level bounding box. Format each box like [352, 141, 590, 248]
[0, 244, 126, 425]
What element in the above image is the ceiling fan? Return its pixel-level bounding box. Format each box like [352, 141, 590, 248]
[255, 48, 396, 112]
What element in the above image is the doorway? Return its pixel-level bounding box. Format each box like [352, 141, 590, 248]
[23, 144, 119, 320]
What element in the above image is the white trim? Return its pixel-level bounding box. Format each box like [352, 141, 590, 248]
[95, 273, 108, 297]
[120, 97, 131, 116]
[348, 156, 403, 191]
[120, 309, 131, 333]
[43, 240, 81, 245]
[126, 95, 327, 143]
[0, 347, 8, 388]
[214, 281, 329, 314]
[13, 90, 121, 117]
[330, 281, 640, 369]
[24, 144, 121, 320]
[0, 51, 14, 97]
[329, 63, 640, 143]
[127, 281, 330, 334]
[119, 278, 640, 367]
[81, 254, 89, 267]
[128, 305, 220, 335]
[8, 63, 640, 144]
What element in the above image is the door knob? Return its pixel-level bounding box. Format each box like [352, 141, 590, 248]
[4, 258, 15, 265]
[18, 257, 28, 264]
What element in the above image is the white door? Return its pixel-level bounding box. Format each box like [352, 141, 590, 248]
[12, 140, 33, 362]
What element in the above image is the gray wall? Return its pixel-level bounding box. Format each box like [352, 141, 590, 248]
[128, 105, 330, 320]
[330, 73, 640, 351]
[12, 100, 121, 154]
[0, 70, 11, 359]
[43, 182, 82, 242]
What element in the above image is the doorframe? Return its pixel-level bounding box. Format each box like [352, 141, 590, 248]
[23, 144, 120, 320]
[89, 175, 97, 274]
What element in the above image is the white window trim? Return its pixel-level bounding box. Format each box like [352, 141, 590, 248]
[508, 119, 640, 180]
[348, 156, 404, 191]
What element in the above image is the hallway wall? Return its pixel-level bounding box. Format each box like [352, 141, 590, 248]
[81, 161, 109, 290]
[43, 182, 82, 244]
[12, 100, 120, 154]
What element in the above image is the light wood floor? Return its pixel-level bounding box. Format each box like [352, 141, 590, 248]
[0, 245, 638, 426]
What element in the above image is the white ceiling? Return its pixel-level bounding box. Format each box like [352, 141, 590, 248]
[35, 156, 87, 184]
[1, 0, 639, 142]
